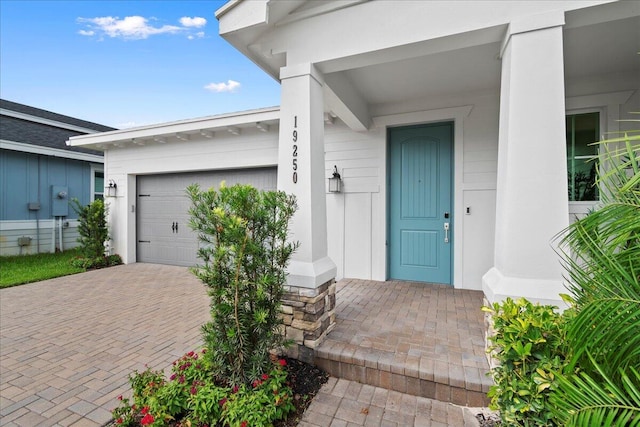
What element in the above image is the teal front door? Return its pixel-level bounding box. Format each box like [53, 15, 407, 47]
[389, 123, 453, 284]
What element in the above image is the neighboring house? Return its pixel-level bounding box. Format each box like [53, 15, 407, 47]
[0, 99, 116, 255]
[69, 1, 639, 355]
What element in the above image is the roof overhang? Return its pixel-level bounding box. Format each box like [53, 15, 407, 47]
[67, 107, 280, 150]
[0, 108, 108, 134]
[1, 139, 104, 163]
[216, 0, 638, 133]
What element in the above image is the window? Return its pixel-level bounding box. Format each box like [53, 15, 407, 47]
[92, 168, 104, 201]
[566, 112, 599, 201]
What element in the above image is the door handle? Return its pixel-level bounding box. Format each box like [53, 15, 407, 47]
[171, 222, 176, 233]
[444, 222, 450, 243]
[175, 222, 178, 233]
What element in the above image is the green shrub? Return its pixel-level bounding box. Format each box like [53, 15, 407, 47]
[71, 198, 109, 259]
[484, 297, 572, 426]
[187, 183, 298, 387]
[550, 128, 640, 425]
[70, 199, 122, 269]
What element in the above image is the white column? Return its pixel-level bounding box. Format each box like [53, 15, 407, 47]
[278, 63, 336, 289]
[483, 12, 570, 307]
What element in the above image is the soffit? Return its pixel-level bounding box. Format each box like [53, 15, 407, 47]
[67, 108, 280, 150]
[321, 11, 638, 122]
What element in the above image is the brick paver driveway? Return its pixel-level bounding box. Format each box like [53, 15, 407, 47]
[0, 263, 209, 426]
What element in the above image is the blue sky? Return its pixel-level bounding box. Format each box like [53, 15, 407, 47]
[0, 1, 281, 129]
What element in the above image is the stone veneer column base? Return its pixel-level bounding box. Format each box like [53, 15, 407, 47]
[483, 297, 499, 371]
[279, 279, 336, 364]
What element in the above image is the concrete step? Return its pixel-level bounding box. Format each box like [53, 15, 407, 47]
[314, 338, 492, 407]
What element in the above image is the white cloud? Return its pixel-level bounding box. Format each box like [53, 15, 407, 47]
[179, 17, 207, 28]
[78, 29, 95, 36]
[187, 31, 205, 40]
[204, 80, 241, 93]
[77, 16, 182, 40]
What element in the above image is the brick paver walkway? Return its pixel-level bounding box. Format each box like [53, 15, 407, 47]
[315, 280, 491, 406]
[0, 264, 209, 426]
[299, 377, 480, 427]
[0, 265, 489, 426]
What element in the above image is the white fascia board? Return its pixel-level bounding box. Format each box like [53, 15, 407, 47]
[217, 0, 268, 34]
[67, 107, 281, 148]
[215, 0, 242, 19]
[0, 139, 104, 163]
[0, 109, 106, 134]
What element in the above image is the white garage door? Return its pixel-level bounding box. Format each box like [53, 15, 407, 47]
[137, 168, 277, 266]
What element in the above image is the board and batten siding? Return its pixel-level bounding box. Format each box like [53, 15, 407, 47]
[324, 93, 500, 290]
[0, 150, 97, 221]
[324, 122, 384, 282]
[104, 126, 280, 264]
[0, 149, 99, 255]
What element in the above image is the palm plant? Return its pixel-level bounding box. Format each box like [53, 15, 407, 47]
[552, 121, 640, 426]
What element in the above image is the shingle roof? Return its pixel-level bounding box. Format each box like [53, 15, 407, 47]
[0, 99, 117, 157]
[0, 99, 116, 132]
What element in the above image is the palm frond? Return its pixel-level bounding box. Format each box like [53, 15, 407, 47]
[551, 129, 640, 424]
[552, 362, 640, 427]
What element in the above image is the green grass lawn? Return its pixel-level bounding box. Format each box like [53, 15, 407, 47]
[0, 249, 85, 288]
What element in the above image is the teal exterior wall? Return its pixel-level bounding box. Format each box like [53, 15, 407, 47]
[0, 149, 98, 221]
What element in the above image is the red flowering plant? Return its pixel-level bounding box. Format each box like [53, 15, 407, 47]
[111, 394, 135, 426]
[220, 359, 295, 427]
[111, 352, 295, 427]
[111, 368, 165, 426]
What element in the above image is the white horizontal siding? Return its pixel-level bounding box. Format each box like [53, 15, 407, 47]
[0, 220, 80, 255]
[104, 127, 280, 264]
[108, 130, 279, 176]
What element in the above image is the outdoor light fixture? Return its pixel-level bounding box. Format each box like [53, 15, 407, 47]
[328, 165, 342, 193]
[105, 179, 117, 197]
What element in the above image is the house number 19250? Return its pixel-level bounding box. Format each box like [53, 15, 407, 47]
[292, 116, 298, 183]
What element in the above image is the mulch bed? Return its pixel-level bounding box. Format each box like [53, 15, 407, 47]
[103, 356, 329, 427]
[476, 410, 502, 426]
[274, 356, 329, 426]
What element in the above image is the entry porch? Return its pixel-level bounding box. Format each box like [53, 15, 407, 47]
[314, 279, 492, 407]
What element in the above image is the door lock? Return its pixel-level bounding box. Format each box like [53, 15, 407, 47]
[444, 222, 450, 243]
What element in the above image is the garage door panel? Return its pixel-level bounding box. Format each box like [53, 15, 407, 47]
[137, 167, 277, 266]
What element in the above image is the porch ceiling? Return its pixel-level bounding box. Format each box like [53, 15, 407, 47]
[320, 14, 638, 124]
[337, 41, 502, 108]
[564, 16, 639, 80]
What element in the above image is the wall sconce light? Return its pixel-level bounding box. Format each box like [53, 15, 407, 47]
[105, 179, 117, 197]
[328, 165, 342, 193]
